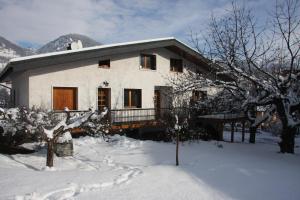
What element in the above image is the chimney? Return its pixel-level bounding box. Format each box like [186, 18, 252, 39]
[67, 40, 83, 50]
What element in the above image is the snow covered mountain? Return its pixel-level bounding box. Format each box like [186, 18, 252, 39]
[0, 34, 101, 72]
[0, 36, 33, 71]
[37, 34, 101, 54]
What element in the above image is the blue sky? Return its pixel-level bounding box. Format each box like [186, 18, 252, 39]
[0, 0, 272, 48]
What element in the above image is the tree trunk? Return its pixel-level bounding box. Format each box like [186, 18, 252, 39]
[274, 99, 295, 154]
[249, 126, 256, 144]
[242, 122, 245, 142]
[279, 126, 295, 154]
[46, 140, 54, 167]
[231, 122, 235, 143]
[176, 131, 179, 166]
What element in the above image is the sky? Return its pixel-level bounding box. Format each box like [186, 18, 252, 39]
[0, 0, 272, 49]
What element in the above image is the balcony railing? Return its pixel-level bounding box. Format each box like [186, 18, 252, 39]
[110, 107, 191, 124]
[52, 107, 190, 125]
[110, 108, 156, 123]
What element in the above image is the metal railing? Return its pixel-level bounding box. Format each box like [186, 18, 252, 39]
[110, 108, 156, 123]
[52, 107, 190, 125]
[110, 107, 190, 124]
[51, 110, 90, 122]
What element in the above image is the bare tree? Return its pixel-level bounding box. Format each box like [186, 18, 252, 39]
[186, 0, 300, 153]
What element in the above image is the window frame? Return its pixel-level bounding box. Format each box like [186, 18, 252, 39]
[124, 89, 142, 108]
[192, 90, 207, 101]
[170, 58, 183, 73]
[98, 59, 110, 68]
[140, 54, 156, 70]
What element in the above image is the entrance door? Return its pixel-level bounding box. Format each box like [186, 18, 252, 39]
[53, 87, 77, 110]
[98, 88, 111, 111]
[154, 90, 161, 118]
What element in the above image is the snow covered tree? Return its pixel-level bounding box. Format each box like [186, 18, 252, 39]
[0, 107, 48, 147]
[0, 107, 109, 167]
[43, 107, 109, 167]
[187, 0, 300, 153]
[161, 90, 190, 166]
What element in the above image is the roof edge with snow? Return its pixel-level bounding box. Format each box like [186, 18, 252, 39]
[0, 37, 214, 82]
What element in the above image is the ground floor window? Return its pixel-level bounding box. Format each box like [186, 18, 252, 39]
[98, 88, 111, 111]
[53, 87, 78, 110]
[124, 89, 142, 108]
[192, 90, 207, 101]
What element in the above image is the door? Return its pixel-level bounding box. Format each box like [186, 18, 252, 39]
[98, 88, 111, 111]
[53, 87, 77, 110]
[154, 90, 161, 118]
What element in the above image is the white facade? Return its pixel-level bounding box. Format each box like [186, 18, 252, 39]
[0, 38, 221, 112]
[11, 47, 209, 110]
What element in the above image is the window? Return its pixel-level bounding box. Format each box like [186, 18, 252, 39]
[98, 88, 110, 111]
[170, 58, 183, 72]
[124, 89, 142, 108]
[192, 90, 207, 101]
[53, 87, 77, 110]
[99, 59, 110, 68]
[140, 54, 156, 70]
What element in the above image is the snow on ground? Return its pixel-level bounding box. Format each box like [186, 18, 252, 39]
[0, 132, 300, 200]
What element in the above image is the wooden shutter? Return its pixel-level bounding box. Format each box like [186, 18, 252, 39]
[53, 87, 77, 110]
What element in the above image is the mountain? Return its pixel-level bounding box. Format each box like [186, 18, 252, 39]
[0, 34, 101, 72]
[37, 33, 101, 54]
[0, 36, 34, 71]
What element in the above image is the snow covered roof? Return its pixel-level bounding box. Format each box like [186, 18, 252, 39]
[0, 37, 213, 81]
[10, 37, 177, 62]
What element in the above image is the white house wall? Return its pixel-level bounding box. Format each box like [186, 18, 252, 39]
[15, 47, 208, 110]
[11, 71, 29, 107]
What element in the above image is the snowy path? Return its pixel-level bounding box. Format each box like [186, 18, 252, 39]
[0, 133, 300, 200]
[15, 155, 143, 200]
[10, 137, 144, 200]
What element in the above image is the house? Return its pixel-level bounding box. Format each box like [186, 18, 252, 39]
[0, 37, 220, 126]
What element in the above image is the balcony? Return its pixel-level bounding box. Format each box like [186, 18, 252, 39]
[52, 107, 189, 130]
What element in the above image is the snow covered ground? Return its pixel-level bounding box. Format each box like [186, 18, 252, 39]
[0, 132, 300, 200]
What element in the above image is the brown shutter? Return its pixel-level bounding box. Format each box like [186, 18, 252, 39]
[53, 87, 77, 110]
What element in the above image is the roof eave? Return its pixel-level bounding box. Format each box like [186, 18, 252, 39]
[0, 63, 13, 82]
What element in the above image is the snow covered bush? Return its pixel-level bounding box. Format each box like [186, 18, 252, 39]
[0, 107, 49, 146]
[0, 107, 109, 167]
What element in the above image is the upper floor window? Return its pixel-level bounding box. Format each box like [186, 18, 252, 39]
[99, 59, 110, 68]
[170, 58, 183, 72]
[124, 89, 142, 108]
[140, 54, 156, 70]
